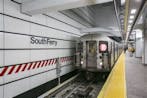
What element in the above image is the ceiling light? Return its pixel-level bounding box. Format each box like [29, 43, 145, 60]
[130, 15, 134, 19]
[129, 20, 133, 23]
[121, 0, 126, 5]
[131, 9, 136, 14]
[128, 25, 131, 28]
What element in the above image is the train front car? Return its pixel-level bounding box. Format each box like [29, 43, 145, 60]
[75, 34, 121, 75]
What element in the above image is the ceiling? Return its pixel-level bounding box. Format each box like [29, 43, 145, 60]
[12, 0, 146, 42]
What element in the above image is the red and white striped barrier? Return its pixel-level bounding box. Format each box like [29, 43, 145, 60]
[0, 56, 73, 77]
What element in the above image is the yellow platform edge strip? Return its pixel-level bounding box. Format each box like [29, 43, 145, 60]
[97, 52, 127, 98]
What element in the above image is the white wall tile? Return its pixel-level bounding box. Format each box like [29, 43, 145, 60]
[47, 12, 86, 29]
[0, 86, 4, 98]
[45, 69, 57, 82]
[4, 16, 30, 35]
[30, 14, 46, 25]
[0, 14, 3, 30]
[0, 50, 3, 67]
[0, 32, 3, 48]
[46, 16, 80, 35]
[30, 50, 74, 62]
[5, 33, 30, 48]
[0, 0, 3, 13]
[4, 50, 30, 65]
[29, 72, 47, 89]
[30, 23, 72, 40]
[4, 0, 30, 20]
[60, 65, 74, 76]
[4, 78, 30, 98]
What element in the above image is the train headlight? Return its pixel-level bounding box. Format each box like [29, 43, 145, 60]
[81, 61, 83, 65]
[100, 62, 103, 66]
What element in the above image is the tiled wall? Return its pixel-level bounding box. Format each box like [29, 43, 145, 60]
[0, 0, 84, 98]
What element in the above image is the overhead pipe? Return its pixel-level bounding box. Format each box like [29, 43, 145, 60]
[113, 0, 123, 39]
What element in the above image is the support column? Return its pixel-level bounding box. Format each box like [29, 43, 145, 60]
[143, 16, 147, 65]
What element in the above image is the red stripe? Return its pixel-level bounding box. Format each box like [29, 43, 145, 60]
[47, 59, 51, 66]
[0, 66, 8, 77]
[27, 62, 33, 70]
[48, 59, 52, 65]
[66, 57, 68, 61]
[46, 60, 50, 66]
[41, 60, 46, 67]
[8, 65, 16, 75]
[44, 60, 49, 66]
[21, 63, 28, 72]
[51, 59, 54, 64]
[37, 61, 43, 68]
[62, 58, 64, 62]
[63, 57, 65, 62]
[32, 61, 39, 69]
[60, 58, 62, 62]
[15, 64, 22, 73]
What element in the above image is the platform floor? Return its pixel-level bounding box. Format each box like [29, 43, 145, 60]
[125, 52, 147, 98]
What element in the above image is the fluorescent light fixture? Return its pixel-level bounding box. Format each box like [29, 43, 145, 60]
[121, 0, 126, 5]
[131, 9, 136, 14]
[128, 25, 131, 28]
[130, 15, 134, 19]
[129, 20, 133, 23]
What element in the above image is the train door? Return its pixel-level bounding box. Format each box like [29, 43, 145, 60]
[86, 41, 97, 70]
[76, 42, 83, 67]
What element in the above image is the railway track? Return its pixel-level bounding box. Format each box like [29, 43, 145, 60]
[44, 73, 107, 98]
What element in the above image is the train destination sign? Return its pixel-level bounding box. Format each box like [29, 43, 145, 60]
[30, 36, 57, 46]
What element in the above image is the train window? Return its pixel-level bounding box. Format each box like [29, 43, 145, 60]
[88, 42, 96, 54]
[99, 41, 108, 53]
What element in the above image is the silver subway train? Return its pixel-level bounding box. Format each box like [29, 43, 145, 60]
[75, 34, 123, 73]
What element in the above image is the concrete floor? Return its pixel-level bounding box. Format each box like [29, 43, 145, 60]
[125, 51, 147, 98]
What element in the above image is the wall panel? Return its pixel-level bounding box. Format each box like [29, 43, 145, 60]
[4, 78, 30, 98]
[46, 17, 80, 35]
[4, 0, 30, 20]
[4, 33, 30, 49]
[0, 0, 3, 13]
[0, 50, 4, 67]
[4, 50, 30, 66]
[47, 12, 86, 28]
[30, 50, 74, 62]
[0, 14, 3, 30]
[0, 86, 3, 98]
[0, 0, 81, 98]
[0, 33, 3, 48]
[30, 14, 46, 25]
[4, 16, 30, 35]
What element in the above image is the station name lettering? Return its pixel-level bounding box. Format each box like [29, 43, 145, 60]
[30, 36, 57, 46]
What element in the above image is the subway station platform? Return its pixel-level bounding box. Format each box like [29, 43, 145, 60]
[97, 52, 147, 98]
[125, 51, 147, 98]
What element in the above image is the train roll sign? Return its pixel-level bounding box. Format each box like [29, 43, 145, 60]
[99, 41, 108, 53]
